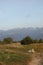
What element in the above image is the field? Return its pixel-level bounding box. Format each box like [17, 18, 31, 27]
[0, 43, 43, 65]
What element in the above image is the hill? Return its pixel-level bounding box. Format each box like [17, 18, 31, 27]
[0, 28, 43, 41]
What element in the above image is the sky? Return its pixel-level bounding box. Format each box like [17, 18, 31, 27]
[0, 0, 43, 30]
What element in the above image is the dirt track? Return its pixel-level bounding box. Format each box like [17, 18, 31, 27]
[28, 53, 43, 65]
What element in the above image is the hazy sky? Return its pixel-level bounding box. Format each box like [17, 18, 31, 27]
[0, 0, 43, 30]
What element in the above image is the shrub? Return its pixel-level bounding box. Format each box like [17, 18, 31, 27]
[21, 36, 33, 45]
[3, 37, 13, 44]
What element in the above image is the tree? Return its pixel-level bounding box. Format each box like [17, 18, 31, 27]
[21, 36, 33, 45]
[33, 40, 38, 43]
[38, 39, 43, 43]
[0, 40, 2, 44]
[3, 37, 13, 44]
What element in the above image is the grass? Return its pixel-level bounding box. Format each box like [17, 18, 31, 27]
[0, 43, 43, 65]
[0, 51, 31, 65]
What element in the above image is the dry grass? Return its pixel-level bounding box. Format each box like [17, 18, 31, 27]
[0, 43, 43, 65]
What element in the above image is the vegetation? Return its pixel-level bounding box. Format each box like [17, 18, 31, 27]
[3, 38, 13, 44]
[38, 39, 43, 43]
[0, 44, 32, 65]
[0, 36, 43, 65]
[0, 40, 2, 44]
[0, 51, 30, 65]
[0, 36, 43, 45]
[21, 36, 33, 45]
[21, 36, 43, 45]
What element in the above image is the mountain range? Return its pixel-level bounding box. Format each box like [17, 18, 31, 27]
[0, 28, 43, 41]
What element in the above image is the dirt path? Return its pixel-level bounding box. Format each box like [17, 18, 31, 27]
[28, 53, 42, 65]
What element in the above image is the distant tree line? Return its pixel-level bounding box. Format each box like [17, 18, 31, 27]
[21, 36, 43, 45]
[0, 36, 43, 45]
[0, 37, 13, 44]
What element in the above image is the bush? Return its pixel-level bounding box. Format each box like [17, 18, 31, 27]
[21, 36, 33, 45]
[3, 37, 13, 44]
[38, 39, 43, 43]
[0, 40, 2, 44]
[33, 40, 38, 43]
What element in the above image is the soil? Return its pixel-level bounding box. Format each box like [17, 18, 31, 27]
[28, 53, 43, 65]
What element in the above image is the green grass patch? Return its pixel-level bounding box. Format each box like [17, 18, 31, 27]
[0, 51, 31, 65]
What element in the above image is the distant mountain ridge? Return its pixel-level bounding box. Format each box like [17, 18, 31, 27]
[0, 28, 43, 41]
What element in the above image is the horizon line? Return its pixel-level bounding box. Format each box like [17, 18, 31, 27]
[0, 27, 43, 31]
